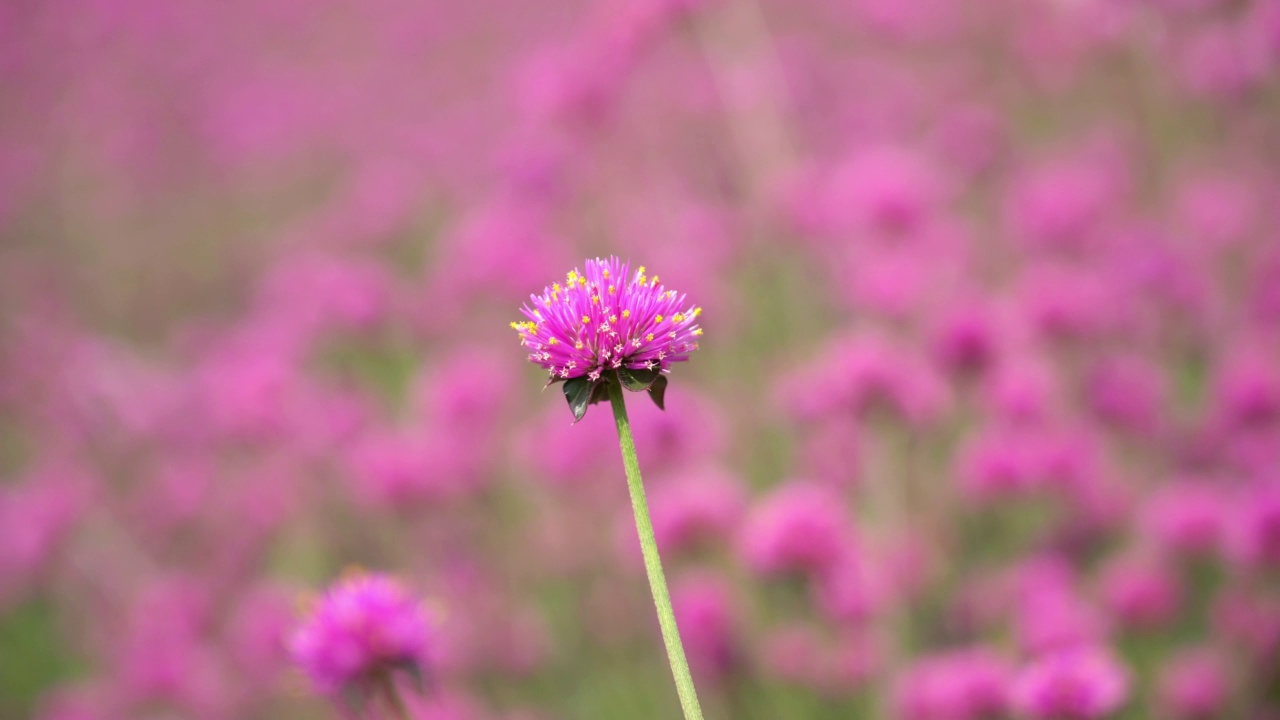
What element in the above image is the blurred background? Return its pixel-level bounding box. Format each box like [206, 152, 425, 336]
[2, 0, 1279, 718]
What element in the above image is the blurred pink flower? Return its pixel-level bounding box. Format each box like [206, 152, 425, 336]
[739, 481, 856, 580]
[289, 571, 437, 699]
[1012, 647, 1129, 720]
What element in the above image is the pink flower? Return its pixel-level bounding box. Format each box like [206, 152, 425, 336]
[289, 571, 436, 699]
[1013, 647, 1129, 719]
[1157, 648, 1228, 719]
[894, 647, 1013, 720]
[672, 572, 741, 683]
[512, 257, 703, 421]
[1097, 554, 1182, 631]
[740, 481, 855, 579]
[648, 466, 746, 555]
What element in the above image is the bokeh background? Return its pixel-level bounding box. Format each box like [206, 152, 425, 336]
[2, 0, 1280, 718]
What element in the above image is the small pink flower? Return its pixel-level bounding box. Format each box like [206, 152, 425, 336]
[1013, 647, 1129, 719]
[289, 571, 436, 703]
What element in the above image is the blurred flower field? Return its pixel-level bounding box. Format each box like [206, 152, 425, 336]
[2, 0, 1280, 718]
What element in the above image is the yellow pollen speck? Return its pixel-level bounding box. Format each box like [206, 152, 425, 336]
[548, 337, 558, 345]
[646, 333, 655, 341]
[592, 296, 599, 304]
[654, 315, 664, 323]
[694, 328, 704, 336]
[693, 307, 702, 317]
[510, 321, 519, 329]
[582, 315, 590, 324]
[610, 315, 618, 323]
[622, 309, 631, 318]
[673, 313, 685, 323]
[608, 285, 616, 294]
[638, 266, 646, 275]
[575, 341, 584, 350]
[578, 276, 586, 286]
[534, 310, 543, 319]
[553, 283, 561, 292]
[603, 269, 610, 279]
[651, 275, 659, 286]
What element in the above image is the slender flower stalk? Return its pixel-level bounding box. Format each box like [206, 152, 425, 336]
[379, 673, 412, 720]
[608, 378, 705, 720]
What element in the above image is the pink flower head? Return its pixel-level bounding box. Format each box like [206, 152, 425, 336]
[1157, 648, 1228, 719]
[894, 647, 1013, 720]
[648, 466, 746, 555]
[1139, 482, 1226, 558]
[1229, 484, 1280, 572]
[1097, 553, 1181, 631]
[671, 572, 741, 682]
[289, 571, 436, 704]
[512, 257, 702, 421]
[1013, 647, 1129, 719]
[740, 481, 855, 580]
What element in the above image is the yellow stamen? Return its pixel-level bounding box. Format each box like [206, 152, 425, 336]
[694, 328, 704, 336]
[673, 313, 685, 323]
[548, 337, 558, 345]
[582, 315, 590, 324]
[646, 333, 655, 341]
[654, 315, 664, 323]
[622, 309, 631, 318]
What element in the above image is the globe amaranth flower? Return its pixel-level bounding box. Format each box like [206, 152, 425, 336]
[512, 256, 703, 421]
[1012, 647, 1129, 719]
[288, 570, 435, 711]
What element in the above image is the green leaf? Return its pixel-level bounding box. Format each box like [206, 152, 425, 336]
[647, 374, 668, 410]
[394, 660, 428, 695]
[340, 683, 368, 715]
[588, 381, 611, 405]
[618, 367, 660, 391]
[563, 376, 593, 423]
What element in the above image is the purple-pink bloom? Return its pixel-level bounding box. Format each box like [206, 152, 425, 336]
[1139, 481, 1227, 558]
[288, 571, 436, 698]
[1157, 648, 1228, 719]
[1013, 647, 1129, 719]
[739, 481, 855, 580]
[512, 257, 702, 382]
[671, 571, 741, 683]
[893, 647, 1012, 720]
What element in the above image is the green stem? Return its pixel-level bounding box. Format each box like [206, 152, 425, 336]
[607, 379, 706, 720]
[379, 673, 412, 720]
